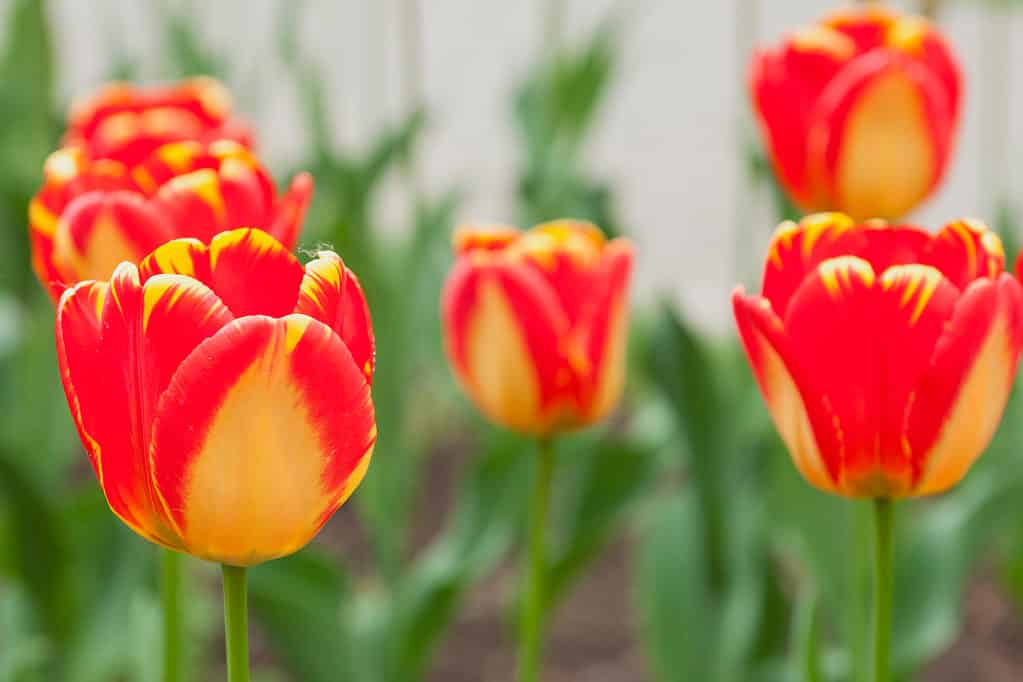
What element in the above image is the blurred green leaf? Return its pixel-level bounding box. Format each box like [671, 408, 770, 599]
[250, 547, 354, 682]
[389, 428, 529, 682]
[793, 590, 823, 682]
[636, 493, 716, 682]
[515, 23, 622, 234]
[546, 434, 653, 610]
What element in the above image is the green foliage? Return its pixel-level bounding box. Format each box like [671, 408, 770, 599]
[515, 21, 621, 234]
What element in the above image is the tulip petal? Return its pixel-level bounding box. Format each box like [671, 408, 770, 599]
[749, 27, 854, 207]
[732, 289, 834, 492]
[809, 50, 953, 221]
[920, 218, 1004, 290]
[207, 229, 305, 317]
[580, 240, 633, 422]
[150, 314, 375, 566]
[56, 264, 232, 547]
[783, 257, 957, 496]
[51, 191, 175, 284]
[294, 252, 375, 383]
[907, 274, 1023, 495]
[268, 172, 314, 250]
[56, 280, 110, 481]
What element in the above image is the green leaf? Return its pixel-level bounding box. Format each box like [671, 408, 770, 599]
[636, 493, 716, 682]
[546, 434, 653, 610]
[249, 547, 353, 682]
[793, 590, 823, 682]
[389, 428, 529, 682]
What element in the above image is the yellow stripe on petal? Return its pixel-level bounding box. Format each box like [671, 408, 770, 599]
[165, 169, 226, 222]
[915, 313, 1015, 495]
[29, 199, 58, 237]
[881, 264, 944, 325]
[464, 279, 545, 433]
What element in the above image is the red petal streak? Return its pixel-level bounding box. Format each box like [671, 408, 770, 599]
[150, 315, 375, 565]
[295, 252, 375, 383]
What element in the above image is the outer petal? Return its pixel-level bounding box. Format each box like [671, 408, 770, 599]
[783, 258, 958, 497]
[150, 315, 375, 566]
[732, 289, 834, 493]
[294, 251, 375, 383]
[578, 240, 632, 424]
[442, 255, 569, 434]
[749, 26, 855, 208]
[267, 172, 314, 250]
[56, 263, 232, 547]
[907, 274, 1023, 495]
[808, 50, 953, 221]
[56, 280, 110, 479]
[51, 191, 175, 284]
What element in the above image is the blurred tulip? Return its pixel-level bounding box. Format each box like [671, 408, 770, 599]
[65, 77, 253, 167]
[750, 6, 962, 221]
[30, 140, 312, 299]
[442, 220, 633, 435]
[55, 228, 375, 566]
[734, 213, 1023, 498]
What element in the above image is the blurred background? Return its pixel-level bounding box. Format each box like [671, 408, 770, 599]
[3, 0, 1023, 681]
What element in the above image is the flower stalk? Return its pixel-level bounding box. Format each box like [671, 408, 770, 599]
[517, 438, 556, 682]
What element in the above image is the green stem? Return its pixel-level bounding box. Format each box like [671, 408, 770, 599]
[517, 438, 556, 682]
[161, 549, 184, 682]
[222, 565, 250, 682]
[871, 498, 895, 682]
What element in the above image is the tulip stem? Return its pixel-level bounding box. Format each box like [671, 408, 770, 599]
[518, 437, 555, 682]
[222, 564, 250, 682]
[161, 549, 184, 682]
[871, 498, 895, 682]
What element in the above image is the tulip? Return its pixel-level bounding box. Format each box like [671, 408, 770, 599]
[750, 6, 961, 221]
[441, 219, 632, 682]
[442, 220, 633, 435]
[56, 226, 376, 564]
[30, 140, 312, 299]
[733, 212, 1023, 682]
[64, 77, 253, 167]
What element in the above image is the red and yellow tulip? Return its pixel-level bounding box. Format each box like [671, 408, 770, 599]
[30, 140, 312, 299]
[442, 220, 633, 435]
[64, 77, 253, 167]
[750, 6, 961, 221]
[55, 228, 375, 566]
[734, 213, 1023, 498]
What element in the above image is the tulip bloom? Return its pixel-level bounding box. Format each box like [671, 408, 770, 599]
[750, 6, 961, 221]
[55, 228, 375, 566]
[442, 220, 633, 435]
[64, 77, 252, 167]
[734, 213, 1023, 498]
[30, 140, 312, 299]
